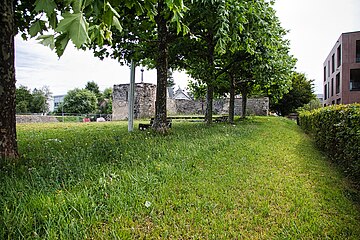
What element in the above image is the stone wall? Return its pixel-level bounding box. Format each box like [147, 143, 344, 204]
[112, 83, 156, 120]
[16, 115, 59, 124]
[113, 83, 269, 119]
[167, 97, 269, 116]
[167, 99, 205, 115]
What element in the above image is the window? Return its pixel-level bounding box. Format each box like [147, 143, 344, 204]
[332, 100, 335, 105]
[337, 45, 341, 67]
[331, 78, 334, 96]
[331, 54, 335, 73]
[324, 66, 326, 82]
[350, 69, 360, 91]
[336, 98, 341, 105]
[324, 84, 327, 100]
[357, 40, 360, 63]
[336, 73, 340, 94]
[328, 61, 330, 77]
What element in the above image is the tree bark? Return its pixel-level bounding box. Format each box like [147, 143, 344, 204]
[228, 74, 235, 123]
[205, 40, 215, 124]
[205, 84, 213, 124]
[0, 0, 19, 159]
[153, 0, 169, 132]
[241, 87, 248, 118]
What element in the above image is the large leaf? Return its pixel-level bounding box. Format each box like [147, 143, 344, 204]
[55, 34, 70, 57]
[37, 35, 55, 50]
[112, 16, 123, 32]
[29, 20, 46, 37]
[56, 12, 89, 48]
[106, 2, 120, 18]
[34, 0, 56, 15]
[48, 13, 58, 29]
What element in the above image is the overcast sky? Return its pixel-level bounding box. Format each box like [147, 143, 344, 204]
[15, 0, 360, 96]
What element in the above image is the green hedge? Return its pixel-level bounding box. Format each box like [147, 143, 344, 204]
[299, 104, 360, 181]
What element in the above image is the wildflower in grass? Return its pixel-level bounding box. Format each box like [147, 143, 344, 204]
[145, 201, 152, 208]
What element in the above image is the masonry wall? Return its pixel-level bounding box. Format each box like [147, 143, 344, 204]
[113, 83, 269, 119]
[112, 83, 156, 120]
[167, 97, 269, 116]
[16, 115, 59, 123]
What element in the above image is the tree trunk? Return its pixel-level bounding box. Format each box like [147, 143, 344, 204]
[228, 74, 235, 123]
[153, 1, 168, 132]
[205, 40, 215, 125]
[241, 88, 248, 118]
[205, 84, 213, 124]
[0, 0, 19, 159]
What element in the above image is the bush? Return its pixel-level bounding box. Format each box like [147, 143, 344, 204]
[299, 104, 360, 181]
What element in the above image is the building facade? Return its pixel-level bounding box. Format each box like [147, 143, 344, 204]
[323, 31, 360, 106]
[53, 95, 65, 112]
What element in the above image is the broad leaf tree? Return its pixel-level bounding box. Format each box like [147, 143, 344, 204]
[15, 86, 33, 113]
[217, 0, 296, 121]
[92, 1, 188, 132]
[58, 88, 97, 114]
[271, 72, 315, 116]
[1, 0, 20, 158]
[29, 88, 50, 114]
[1, 0, 129, 158]
[1, 0, 188, 158]
[176, 0, 261, 123]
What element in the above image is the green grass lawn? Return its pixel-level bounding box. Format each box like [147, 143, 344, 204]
[1, 117, 359, 239]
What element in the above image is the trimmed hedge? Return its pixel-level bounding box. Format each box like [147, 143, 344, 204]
[299, 104, 360, 181]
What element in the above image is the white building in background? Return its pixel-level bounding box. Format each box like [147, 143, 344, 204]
[173, 87, 192, 100]
[53, 95, 65, 112]
[316, 94, 324, 104]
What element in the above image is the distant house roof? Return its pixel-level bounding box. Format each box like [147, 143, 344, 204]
[173, 87, 192, 100]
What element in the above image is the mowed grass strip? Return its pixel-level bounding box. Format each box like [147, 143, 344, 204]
[1, 117, 359, 239]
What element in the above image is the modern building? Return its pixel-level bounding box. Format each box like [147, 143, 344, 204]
[323, 31, 360, 106]
[53, 95, 65, 112]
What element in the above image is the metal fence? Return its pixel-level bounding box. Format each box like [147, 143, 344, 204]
[16, 113, 112, 123]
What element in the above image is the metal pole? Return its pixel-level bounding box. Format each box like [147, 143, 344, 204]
[141, 68, 144, 83]
[128, 60, 136, 132]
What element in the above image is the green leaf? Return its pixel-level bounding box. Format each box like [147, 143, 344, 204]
[72, 0, 83, 13]
[56, 12, 89, 48]
[174, 0, 184, 9]
[34, 0, 56, 15]
[29, 20, 45, 37]
[55, 34, 70, 57]
[166, 0, 174, 10]
[112, 16, 123, 32]
[37, 35, 55, 50]
[48, 13, 58, 29]
[103, 9, 113, 26]
[106, 2, 120, 18]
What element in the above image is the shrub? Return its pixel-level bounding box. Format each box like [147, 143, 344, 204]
[299, 104, 360, 181]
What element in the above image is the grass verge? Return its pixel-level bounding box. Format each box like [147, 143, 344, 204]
[1, 117, 359, 239]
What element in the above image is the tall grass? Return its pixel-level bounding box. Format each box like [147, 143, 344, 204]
[1, 117, 359, 239]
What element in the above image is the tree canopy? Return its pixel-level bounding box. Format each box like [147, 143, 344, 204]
[271, 72, 315, 116]
[1, 0, 296, 158]
[59, 88, 97, 114]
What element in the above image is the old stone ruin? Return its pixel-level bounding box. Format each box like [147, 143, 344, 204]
[112, 83, 269, 120]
